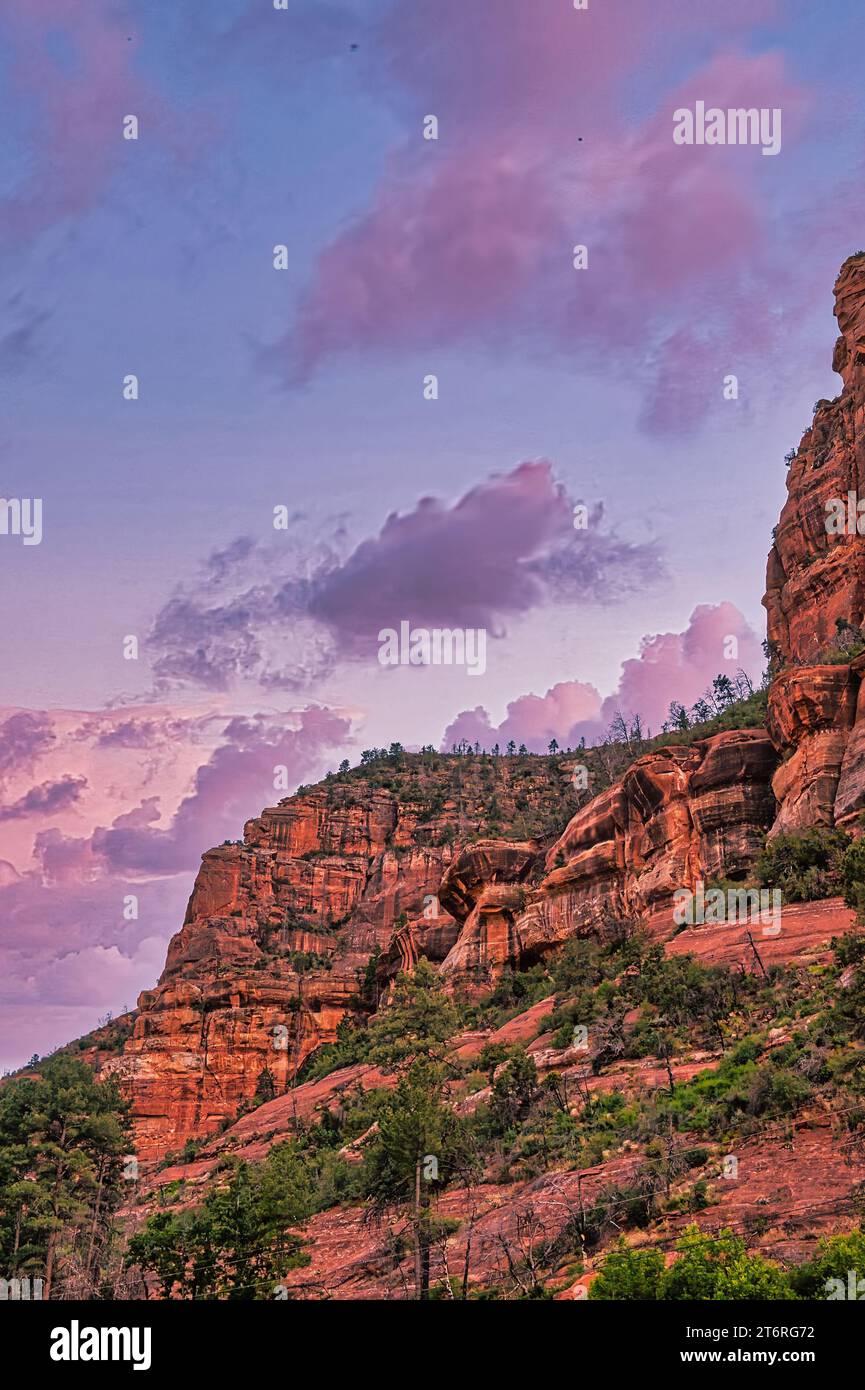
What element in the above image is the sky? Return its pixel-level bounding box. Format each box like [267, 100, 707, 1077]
[1, 0, 863, 1070]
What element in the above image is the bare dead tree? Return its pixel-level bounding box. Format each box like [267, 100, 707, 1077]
[745, 931, 769, 982]
[493, 1206, 552, 1298]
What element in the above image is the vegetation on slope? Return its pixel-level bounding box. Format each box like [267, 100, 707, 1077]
[124, 928, 865, 1300]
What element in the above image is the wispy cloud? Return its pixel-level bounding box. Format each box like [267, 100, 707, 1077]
[272, 1, 818, 434]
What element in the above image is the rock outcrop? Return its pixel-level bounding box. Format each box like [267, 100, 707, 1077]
[433, 731, 778, 989]
[437, 840, 539, 986]
[107, 784, 459, 1160]
[106, 727, 784, 1154]
[765, 254, 865, 665]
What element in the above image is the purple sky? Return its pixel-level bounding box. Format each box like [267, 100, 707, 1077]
[1, 0, 864, 1070]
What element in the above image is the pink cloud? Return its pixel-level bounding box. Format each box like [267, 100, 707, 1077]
[290, 148, 563, 380]
[597, 601, 763, 732]
[0, 700, 353, 1071]
[94, 706, 351, 874]
[443, 681, 603, 753]
[441, 602, 763, 752]
[286, 6, 813, 434]
[0, 1, 185, 244]
[149, 462, 663, 686]
[374, 0, 780, 136]
[0, 776, 87, 823]
[308, 460, 660, 642]
[0, 711, 56, 781]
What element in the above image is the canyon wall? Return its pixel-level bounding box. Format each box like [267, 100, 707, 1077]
[764, 254, 865, 834]
[107, 785, 459, 1159]
[109, 730, 780, 1158]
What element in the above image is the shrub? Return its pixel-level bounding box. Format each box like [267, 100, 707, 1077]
[840, 838, 865, 919]
[790, 1229, 865, 1299]
[662, 1225, 794, 1301]
[754, 827, 851, 902]
[590, 1225, 794, 1300]
[681, 1147, 710, 1168]
[588, 1242, 664, 1300]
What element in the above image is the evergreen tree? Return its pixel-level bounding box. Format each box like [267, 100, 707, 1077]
[364, 959, 463, 1298]
[127, 1144, 313, 1299]
[0, 1054, 132, 1297]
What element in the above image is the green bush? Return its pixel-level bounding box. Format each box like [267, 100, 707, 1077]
[840, 837, 865, 919]
[588, 1242, 664, 1299]
[790, 1229, 865, 1299]
[755, 827, 851, 902]
[681, 1146, 710, 1168]
[590, 1226, 794, 1301]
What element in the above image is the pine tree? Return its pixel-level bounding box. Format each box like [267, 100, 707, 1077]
[0, 1054, 132, 1297]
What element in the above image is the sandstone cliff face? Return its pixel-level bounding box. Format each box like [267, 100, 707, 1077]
[765, 255, 865, 664]
[437, 840, 540, 987]
[766, 665, 857, 832]
[107, 757, 578, 1159]
[108, 730, 783, 1155]
[108, 785, 459, 1159]
[764, 254, 865, 833]
[528, 729, 775, 943]
[436, 731, 778, 988]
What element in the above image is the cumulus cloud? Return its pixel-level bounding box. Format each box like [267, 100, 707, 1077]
[441, 602, 763, 752]
[149, 462, 663, 691]
[442, 682, 603, 753]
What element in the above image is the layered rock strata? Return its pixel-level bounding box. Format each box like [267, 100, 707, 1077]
[764, 254, 865, 832]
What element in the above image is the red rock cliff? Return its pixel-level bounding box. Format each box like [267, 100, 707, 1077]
[437, 730, 777, 990]
[110, 257, 865, 1163]
[764, 254, 865, 832]
[106, 756, 578, 1160]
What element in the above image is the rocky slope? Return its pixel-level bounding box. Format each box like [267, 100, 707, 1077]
[105, 723, 783, 1162]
